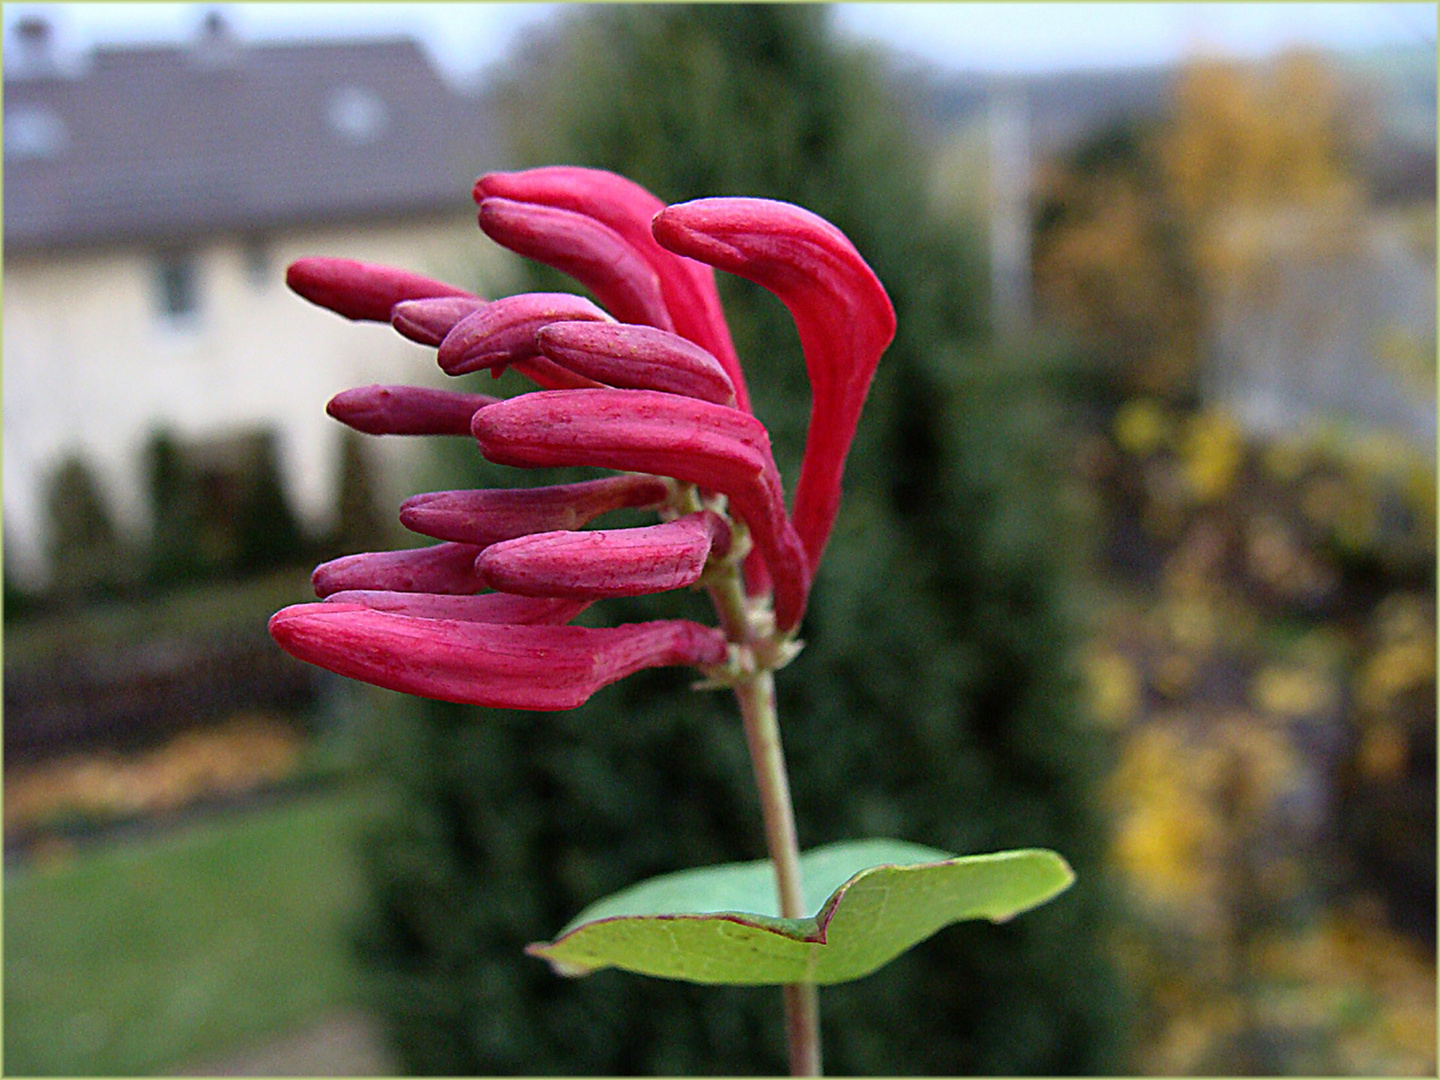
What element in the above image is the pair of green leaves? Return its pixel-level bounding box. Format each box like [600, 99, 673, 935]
[528, 839, 1074, 985]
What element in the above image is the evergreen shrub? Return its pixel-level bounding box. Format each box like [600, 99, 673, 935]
[354, 7, 1130, 1073]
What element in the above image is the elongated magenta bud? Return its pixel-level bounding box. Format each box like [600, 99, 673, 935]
[653, 198, 896, 567]
[536, 322, 736, 405]
[476, 511, 730, 599]
[398, 474, 670, 545]
[392, 295, 600, 390]
[287, 258, 475, 322]
[269, 604, 727, 710]
[322, 590, 589, 625]
[312, 542, 485, 597]
[437, 292, 611, 376]
[392, 296, 487, 346]
[326, 384, 500, 436]
[476, 167, 751, 411]
[472, 389, 810, 631]
[478, 197, 674, 332]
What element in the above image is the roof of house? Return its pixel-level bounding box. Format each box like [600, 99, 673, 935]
[4, 16, 499, 253]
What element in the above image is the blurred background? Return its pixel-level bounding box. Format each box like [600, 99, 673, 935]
[3, 3, 1434, 1075]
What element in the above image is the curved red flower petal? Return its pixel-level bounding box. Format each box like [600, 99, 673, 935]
[477, 197, 674, 332]
[476, 167, 750, 411]
[476, 511, 730, 599]
[269, 603, 727, 710]
[286, 258, 475, 323]
[536, 321, 736, 406]
[472, 389, 810, 632]
[391, 296, 487, 346]
[312, 542, 485, 597]
[398, 474, 670, 546]
[322, 590, 590, 625]
[437, 292, 611, 376]
[652, 198, 896, 567]
[326, 384, 500, 437]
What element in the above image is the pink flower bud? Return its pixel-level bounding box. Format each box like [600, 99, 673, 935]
[476, 511, 731, 599]
[312, 542, 485, 597]
[269, 603, 727, 710]
[286, 258, 475, 323]
[478, 197, 674, 332]
[535, 322, 736, 406]
[398, 474, 670, 546]
[322, 590, 589, 625]
[653, 198, 896, 567]
[472, 389, 810, 631]
[326, 384, 500, 436]
[476, 168, 750, 411]
[437, 292, 611, 377]
[388, 295, 591, 390]
[391, 296, 487, 346]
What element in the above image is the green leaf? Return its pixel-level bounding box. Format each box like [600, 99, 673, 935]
[527, 839, 1074, 985]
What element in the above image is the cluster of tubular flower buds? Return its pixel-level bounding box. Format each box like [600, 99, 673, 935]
[269, 167, 895, 711]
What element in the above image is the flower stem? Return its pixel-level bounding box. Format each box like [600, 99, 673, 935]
[732, 664, 822, 1077]
[783, 983, 823, 1078]
[732, 670, 806, 918]
[706, 552, 820, 1075]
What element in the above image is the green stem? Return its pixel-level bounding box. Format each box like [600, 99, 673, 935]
[733, 669, 821, 1077]
[783, 983, 822, 1078]
[705, 541, 823, 1077]
[733, 670, 806, 922]
[712, 562, 821, 1077]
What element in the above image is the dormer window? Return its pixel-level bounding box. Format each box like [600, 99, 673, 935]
[325, 86, 388, 145]
[4, 104, 68, 160]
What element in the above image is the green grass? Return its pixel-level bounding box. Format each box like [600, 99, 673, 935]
[4, 784, 375, 1076]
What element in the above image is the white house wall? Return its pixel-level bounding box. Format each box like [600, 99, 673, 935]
[3, 213, 518, 587]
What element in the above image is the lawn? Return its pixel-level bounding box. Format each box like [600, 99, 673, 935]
[4, 783, 374, 1076]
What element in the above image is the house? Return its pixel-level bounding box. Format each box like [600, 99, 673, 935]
[3, 12, 515, 588]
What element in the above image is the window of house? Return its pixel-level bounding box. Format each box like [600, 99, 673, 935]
[155, 250, 200, 322]
[325, 85, 388, 145]
[243, 235, 270, 289]
[4, 104, 68, 160]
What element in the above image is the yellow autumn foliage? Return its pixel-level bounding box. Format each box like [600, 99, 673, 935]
[1112, 397, 1170, 457]
[1251, 911, 1438, 1074]
[1082, 647, 1142, 728]
[1109, 723, 1226, 912]
[1356, 639, 1436, 717]
[1036, 49, 1365, 397]
[1261, 436, 1316, 483]
[3, 715, 302, 834]
[1178, 408, 1245, 503]
[1250, 663, 1340, 719]
[1163, 51, 1357, 228]
[1356, 720, 1410, 782]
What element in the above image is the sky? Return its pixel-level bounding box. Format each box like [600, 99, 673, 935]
[4, 2, 1435, 83]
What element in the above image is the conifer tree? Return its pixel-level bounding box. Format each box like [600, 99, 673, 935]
[333, 426, 389, 555]
[145, 428, 205, 586]
[45, 454, 129, 600]
[235, 429, 308, 574]
[355, 7, 1128, 1073]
